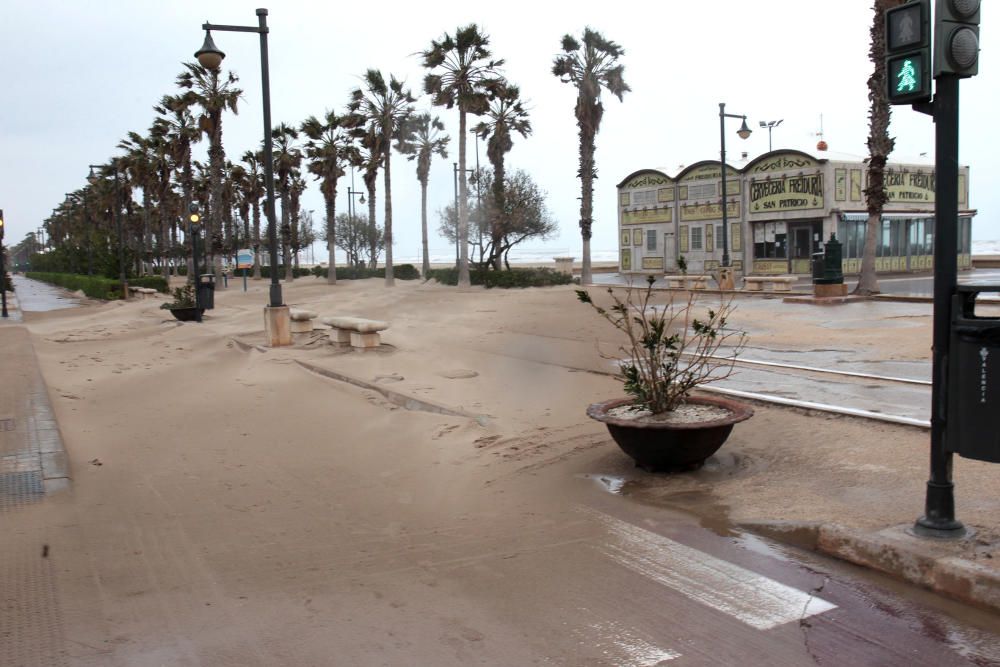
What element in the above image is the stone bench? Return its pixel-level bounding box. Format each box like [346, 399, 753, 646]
[289, 309, 319, 334]
[743, 276, 798, 292]
[128, 287, 159, 299]
[320, 316, 390, 349]
[665, 275, 709, 290]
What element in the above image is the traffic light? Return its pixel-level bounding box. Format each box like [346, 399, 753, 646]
[0, 209, 4, 240]
[886, 0, 933, 104]
[935, 0, 980, 77]
[188, 202, 200, 225]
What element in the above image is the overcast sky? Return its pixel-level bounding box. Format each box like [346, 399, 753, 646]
[2, 0, 996, 261]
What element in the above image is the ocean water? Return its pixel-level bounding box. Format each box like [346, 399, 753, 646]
[973, 240, 1000, 255]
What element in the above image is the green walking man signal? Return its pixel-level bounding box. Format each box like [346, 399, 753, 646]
[886, 0, 933, 104]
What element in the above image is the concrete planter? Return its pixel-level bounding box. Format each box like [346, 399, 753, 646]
[587, 394, 753, 471]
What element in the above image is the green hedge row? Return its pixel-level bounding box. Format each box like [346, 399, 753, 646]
[309, 264, 421, 281]
[425, 267, 574, 288]
[24, 273, 168, 300]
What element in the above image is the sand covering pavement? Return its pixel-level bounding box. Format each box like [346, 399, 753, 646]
[8, 275, 1000, 662]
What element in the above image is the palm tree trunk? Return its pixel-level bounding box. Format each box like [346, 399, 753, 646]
[383, 136, 395, 287]
[579, 125, 596, 285]
[457, 110, 470, 287]
[420, 179, 430, 277]
[367, 180, 378, 269]
[326, 195, 337, 285]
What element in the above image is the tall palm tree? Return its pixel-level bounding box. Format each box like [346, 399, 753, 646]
[301, 110, 360, 285]
[350, 69, 416, 287]
[400, 113, 449, 277]
[176, 62, 242, 281]
[473, 82, 531, 270]
[553, 28, 630, 285]
[155, 92, 202, 278]
[117, 131, 160, 276]
[240, 150, 265, 279]
[857, 0, 906, 295]
[272, 122, 302, 281]
[289, 169, 307, 272]
[352, 127, 384, 270]
[149, 118, 179, 279]
[421, 25, 504, 287]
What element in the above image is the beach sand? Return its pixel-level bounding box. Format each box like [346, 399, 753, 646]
[11, 275, 999, 663]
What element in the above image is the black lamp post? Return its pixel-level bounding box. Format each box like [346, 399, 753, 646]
[89, 164, 128, 300]
[718, 103, 752, 269]
[452, 162, 475, 267]
[196, 8, 282, 308]
[759, 119, 783, 152]
[0, 208, 7, 318]
[346, 184, 365, 268]
[471, 130, 483, 261]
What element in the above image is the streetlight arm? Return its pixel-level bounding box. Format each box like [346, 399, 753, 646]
[202, 22, 265, 34]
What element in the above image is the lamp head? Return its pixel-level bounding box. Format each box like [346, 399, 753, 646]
[737, 118, 752, 140]
[359, 194, 366, 205]
[195, 30, 225, 70]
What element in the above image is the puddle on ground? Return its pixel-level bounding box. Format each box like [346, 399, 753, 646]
[576, 473, 633, 495]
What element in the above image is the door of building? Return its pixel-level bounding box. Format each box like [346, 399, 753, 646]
[790, 225, 818, 274]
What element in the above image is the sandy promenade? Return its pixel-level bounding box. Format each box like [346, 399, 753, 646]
[9, 275, 1000, 664]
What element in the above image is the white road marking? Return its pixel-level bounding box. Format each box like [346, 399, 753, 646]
[583, 621, 681, 666]
[590, 511, 837, 630]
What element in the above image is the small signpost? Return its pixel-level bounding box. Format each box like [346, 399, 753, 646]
[237, 248, 253, 292]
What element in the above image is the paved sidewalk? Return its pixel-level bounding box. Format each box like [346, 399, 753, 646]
[0, 294, 71, 667]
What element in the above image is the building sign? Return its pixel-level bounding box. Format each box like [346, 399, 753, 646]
[731, 222, 742, 252]
[883, 169, 935, 203]
[835, 169, 847, 201]
[619, 192, 631, 206]
[959, 174, 968, 207]
[850, 169, 863, 201]
[624, 173, 671, 189]
[621, 230, 631, 245]
[642, 256, 664, 270]
[749, 173, 824, 212]
[658, 187, 675, 203]
[622, 208, 672, 225]
[621, 249, 632, 271]
[679, 226, 689, 253]
[632, 229, 643, 246]
[750, 152, 818, 173]
[680, 201, 740, 222]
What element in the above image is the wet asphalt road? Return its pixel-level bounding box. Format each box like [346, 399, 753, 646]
[11, 274, 83, 312]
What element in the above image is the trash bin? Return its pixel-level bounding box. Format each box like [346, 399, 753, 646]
[197, 273, 215, 310]
[811, 252, 825, 282]
[946, 284, 1000, 463]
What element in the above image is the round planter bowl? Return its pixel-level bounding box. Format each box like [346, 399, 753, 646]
[168, 307, 204, 322]
[587, 394, 753, 472]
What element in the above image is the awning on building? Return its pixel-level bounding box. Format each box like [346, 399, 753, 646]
[840, 212, 934, 222]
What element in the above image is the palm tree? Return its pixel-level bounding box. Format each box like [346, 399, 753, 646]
[240, 150, 265, 279]
[350, 69, 415, 287]
[421, 25, 504, 287]
[400, 113, 449, 277]
[856, 0, 906, 295]
[176, 62, 242, 281]
[473, 82, 531, 270]
[353, 127, 384, 270]
[301, 110, 359, 285]
[154, 92, 202, 278]
[117, 131, 157, 276]
[289, 170, 307, 272]
[272, 122, 302, 281]
[149, 118, 179, 278]
[552, 28, 630, 285]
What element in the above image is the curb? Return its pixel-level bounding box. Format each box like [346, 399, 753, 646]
[743, 520, 1000, 614]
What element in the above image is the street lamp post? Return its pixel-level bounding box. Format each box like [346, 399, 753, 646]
[471, 130, 483, 263]
[718, 103, 752, 276]
[759, 119, 783, 152]
[196, 8, 290, 344]
[89, 164, 128, 301]
[0, 208, 7, 318]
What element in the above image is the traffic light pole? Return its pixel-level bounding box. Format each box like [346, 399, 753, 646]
[915, 73, 965, 538]
[0, 238, 7, 319]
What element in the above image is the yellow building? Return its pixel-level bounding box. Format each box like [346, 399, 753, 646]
[616, 149, 974, 276]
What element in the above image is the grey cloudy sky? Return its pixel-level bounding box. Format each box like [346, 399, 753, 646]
[2, 0, 996, 260]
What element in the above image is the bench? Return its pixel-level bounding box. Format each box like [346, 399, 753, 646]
[320, 316, 390, 349]
[128, 287, 159, 299]
[289, 308, 318, 334]
[743, 276, 798, 292]
[665, 275, 709, 290]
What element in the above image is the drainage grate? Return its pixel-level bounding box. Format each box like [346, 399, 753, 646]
[0, 471, 45, 512]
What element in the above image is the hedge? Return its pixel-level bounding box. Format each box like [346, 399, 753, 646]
[309, 264, 421, 281]
[425, 267, 574, 288]
[24, 272, 168, 300]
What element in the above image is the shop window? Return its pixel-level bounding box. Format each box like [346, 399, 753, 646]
[752, 222, 788, 259]
[646, 230, 657, 251]
[691, 226, 703, 250]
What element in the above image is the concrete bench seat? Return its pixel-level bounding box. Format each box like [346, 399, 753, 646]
[320, 316, 390, 349]
[665, 275, 709, 290]
[289, 308, 319, 333]
[744, 276, 798, 292]
[129, 286, 158, 299]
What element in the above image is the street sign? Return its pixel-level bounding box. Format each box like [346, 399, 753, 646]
[236, 248, 253, 270]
